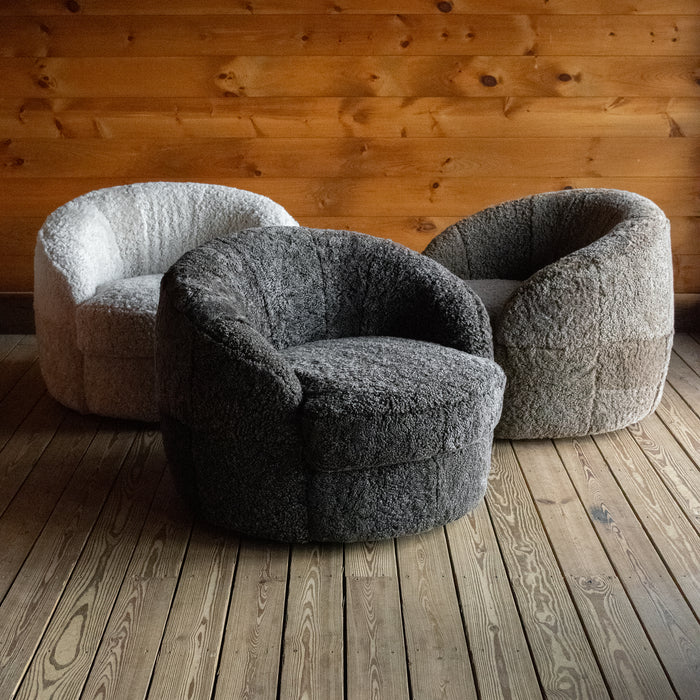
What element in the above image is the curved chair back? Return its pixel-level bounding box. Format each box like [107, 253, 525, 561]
[166, 226, 493, 358]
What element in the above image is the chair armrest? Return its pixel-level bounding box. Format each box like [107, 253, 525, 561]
[156, 271, 303, 435]
[377, 251, 494, 359]
[497, 213, 674, 349]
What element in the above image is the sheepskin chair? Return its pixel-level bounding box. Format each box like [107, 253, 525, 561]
[423, 188, 674, 439]
[34, 182, 297, 421]
[156, 227, 506, 542]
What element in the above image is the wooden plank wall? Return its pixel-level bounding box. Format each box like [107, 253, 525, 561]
[0, 0, 698, 294]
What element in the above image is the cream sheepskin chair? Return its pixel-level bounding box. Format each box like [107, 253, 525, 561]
[34, 182, 297, 421]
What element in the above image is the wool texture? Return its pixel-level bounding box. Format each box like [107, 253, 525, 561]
[423, 188, 674, 439]
[34, 182, 297, 420]
[156, 226, 505, 542]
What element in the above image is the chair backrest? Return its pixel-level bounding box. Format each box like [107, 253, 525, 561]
[63, 182, 298, 278]
[425, 188, 668, 281]
[167, 226, 487, 353]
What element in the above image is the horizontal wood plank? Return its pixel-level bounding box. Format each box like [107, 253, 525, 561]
[1, 177, 696, 219]
[3, 137, 697, 179]
[2, 0, 698, 15]
[2, 97, 698, 139]
[2, 56, 697, 98]
[2, 15, 697, 57]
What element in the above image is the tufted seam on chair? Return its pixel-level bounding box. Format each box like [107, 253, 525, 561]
[309, 230, 330, 340]
[586, 254, 604, 436]
[235, 240, 276, 344]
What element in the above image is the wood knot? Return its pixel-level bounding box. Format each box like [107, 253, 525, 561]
[35, 75, 55, 89]
[301, 35, 309, 42]
[437, 1, 453, 12]
[558, 73, 572, 82]
[480, 75, 498, 87]
[65, 0, 80, 12]
[400, 39, 410, 48]
[432, 182, 440, 188]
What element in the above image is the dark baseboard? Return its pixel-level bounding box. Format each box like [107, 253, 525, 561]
[674, 294, 700, 333]
[0, 292, 697, 335]
[0, 293, 34, 334]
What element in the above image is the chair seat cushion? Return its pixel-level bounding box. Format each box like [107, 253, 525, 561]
[76, 274, 162, 357]
[463, 279, 521, 323]
[282, 335, 504, 471]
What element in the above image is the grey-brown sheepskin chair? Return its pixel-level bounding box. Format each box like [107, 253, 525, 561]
[34, 182, 297, 421]
[423, 188, 674, 439]
[156, 227, 506, 542]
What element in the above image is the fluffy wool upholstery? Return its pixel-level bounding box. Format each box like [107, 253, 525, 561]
[34, 182, 297, 420]
[423, 188, 674, 439]
[156, 226, 505, 542]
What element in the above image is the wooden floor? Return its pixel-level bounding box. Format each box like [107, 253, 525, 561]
[0, 335, 698, 700]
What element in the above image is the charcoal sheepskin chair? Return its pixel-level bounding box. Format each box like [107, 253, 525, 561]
[34, 182, 297, 421]
[156, 227, 506, 542]
[423, 188, 674, 439]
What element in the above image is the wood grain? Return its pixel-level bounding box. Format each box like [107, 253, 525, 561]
[555, 435, 700, 699]
[2, 0, 698, 15]
[486, 441, 610, 699]
[1, 177, 696, 219]
[4, 137, 697, 179]
[148, 525, 239, 700]
[79, 468, 192, 700]
[14, 430, 167, 700]
[279, 544, 344, 700]
[667, 353, 700, 414]
[2, 55, 697, 98]
[0, 423, 138, 700]
[0, 392, 65, 518]
[3, 97, 698, 139]
[345, 539, 410, 700]
[445, 503, 542, 699]
[593, 428, 700, 612]
[0, 362, 46, 451]
[396, 528, 478, 700]
[2, 15, 698, 57]
[0, 335, 37, 400]
[627, 413, 700, 534]
[656, 383, 700, 466]
[0, 410, 98, 600]
[672, 334, 700, 373]
[214, 539, 289, 699]
[0, 334, 22, 358]
[513, 439, 676, 699]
